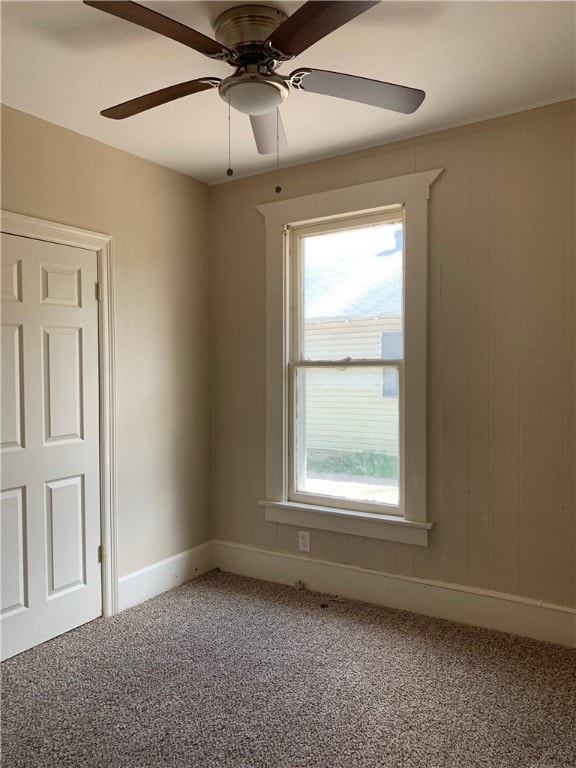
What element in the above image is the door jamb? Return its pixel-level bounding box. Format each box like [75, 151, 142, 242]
[1, 210, 119, 616]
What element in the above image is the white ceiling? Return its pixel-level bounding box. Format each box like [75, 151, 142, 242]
[1, 1, 575, 185]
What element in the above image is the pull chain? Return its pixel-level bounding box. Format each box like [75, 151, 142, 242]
[275, 108, 281, 193]
[226, 94, 233, 177]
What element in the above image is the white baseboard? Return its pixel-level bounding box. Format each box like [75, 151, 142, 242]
[212, 540, 576, 648]
[115, 539, 576, 647]
[118, 542, 213, 612]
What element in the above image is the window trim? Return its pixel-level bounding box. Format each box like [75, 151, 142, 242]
[257, 169, 442, 546]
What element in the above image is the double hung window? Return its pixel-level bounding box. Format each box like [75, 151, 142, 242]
[289, 211, 404, 514]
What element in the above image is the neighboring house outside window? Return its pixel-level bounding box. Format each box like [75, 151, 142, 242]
[381, 331, 403, 398]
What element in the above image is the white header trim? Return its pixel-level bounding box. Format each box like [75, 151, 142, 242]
[257, 169, 443, 224]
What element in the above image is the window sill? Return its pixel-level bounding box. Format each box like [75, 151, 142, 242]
[260, 500, 432, 547]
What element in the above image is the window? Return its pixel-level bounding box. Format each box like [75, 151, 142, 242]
[257, 169, 442, 546]
[289, 212, 404, 513]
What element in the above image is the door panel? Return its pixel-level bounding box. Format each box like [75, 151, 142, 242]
[0, 487, 27, 616]
[41, 263, 81, 307]
[45, 475, 86, 596]
[42, 326, 84, 442]
[1, 257, 22, 303]
[1, 233, 102, 659]
[1, 323, 24, 450]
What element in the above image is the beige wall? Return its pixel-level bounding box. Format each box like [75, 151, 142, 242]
[1, 105, 212, 577]
[210, 100, 575, 608]
[2, 99, 573, 608]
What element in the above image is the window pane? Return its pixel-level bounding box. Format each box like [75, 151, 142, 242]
[294, 366, 400, 507]
[380, 330, 403, 360]
[381, 367, 399, 398]
[302, 221, 403, 361]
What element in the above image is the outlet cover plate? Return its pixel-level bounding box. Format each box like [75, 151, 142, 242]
[298, 530, 311, 552]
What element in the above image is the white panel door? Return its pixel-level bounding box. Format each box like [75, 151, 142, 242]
[1, 233, 102, 659]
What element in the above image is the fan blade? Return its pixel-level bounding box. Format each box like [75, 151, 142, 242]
[83, 1, 230, 59]
[250, 110, 288, 155]
[101, 78, 220, 119]
[290, 68, 425, 114]
[265, 1, 379, 58]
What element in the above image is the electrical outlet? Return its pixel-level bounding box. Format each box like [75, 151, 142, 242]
[298, 530, 310, 552]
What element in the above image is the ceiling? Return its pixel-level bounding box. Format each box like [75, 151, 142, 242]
[1, 1, 575, 185]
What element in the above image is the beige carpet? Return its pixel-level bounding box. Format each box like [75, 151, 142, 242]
[2, 570, 575, 767]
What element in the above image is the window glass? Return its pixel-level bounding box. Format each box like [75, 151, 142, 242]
[380, 330, 403, 360]
[292, 214, 403, 512]
[302, 222, 403, 361]
[381, 332, 402, 397]
[294, 366, 400, 506]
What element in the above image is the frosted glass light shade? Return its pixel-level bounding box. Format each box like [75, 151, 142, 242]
[227, 81, 284, 115]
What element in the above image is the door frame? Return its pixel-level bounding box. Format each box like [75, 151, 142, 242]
[1, 210, 119, 616]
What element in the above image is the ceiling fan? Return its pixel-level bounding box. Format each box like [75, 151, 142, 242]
[84, 1, 425, 155]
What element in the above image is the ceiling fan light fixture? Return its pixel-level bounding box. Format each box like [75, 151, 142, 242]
[86, 0, 427, 159]
[219, 73, 288, 115]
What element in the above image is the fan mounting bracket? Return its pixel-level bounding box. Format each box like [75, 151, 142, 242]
[262, 40, 295, 64]
[215, 5, 288, 67]
[289, 68, 311, 90]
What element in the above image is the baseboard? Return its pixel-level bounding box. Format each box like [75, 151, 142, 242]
[118, 542, 213, 612]
[116, 540, 576, 647]
[212, 540, 576, 648]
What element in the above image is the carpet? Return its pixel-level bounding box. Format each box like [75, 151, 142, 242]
[2, 570, 575, 767]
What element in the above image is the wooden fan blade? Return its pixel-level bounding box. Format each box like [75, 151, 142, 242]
[250, 110, 288, 155]
[265, 1, 379, 58]
[101, 79, 220, 119]
[84, 1, 230, 59]
[290, 68, 425, 114]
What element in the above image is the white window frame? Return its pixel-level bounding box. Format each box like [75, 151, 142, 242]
[288, 210, 405, 515]
[257, 170, 442, 547]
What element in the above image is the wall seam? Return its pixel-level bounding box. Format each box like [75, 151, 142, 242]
[518, 122, 524, 597]
[208, 189, 216, 541]
[561, 109, 568, 605]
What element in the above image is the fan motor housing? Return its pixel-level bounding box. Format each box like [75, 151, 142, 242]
[214, 5, 287, 50]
